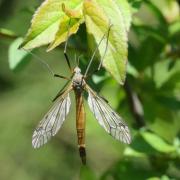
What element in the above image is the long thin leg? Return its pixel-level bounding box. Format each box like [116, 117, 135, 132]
[52, 80, 71, 102]
[64, 19, 72, 71]
[24, 49, 70, 80]
[84, 69, 99, 79]
[83, 33, 106, 78]
[53, 73, 74, 101]
[84, 24, 112, 79]
[54, 74, 70, 80]
[97, 24, 112, 71]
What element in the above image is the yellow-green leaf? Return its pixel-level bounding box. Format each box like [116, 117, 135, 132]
[62, 3, 82, 18]
[20, 0, 83, 50]
[115, 0, 132, 32]
[48, 2, 84, 51]
[83, 0, 128, 84]
[48, 17, 83, 51]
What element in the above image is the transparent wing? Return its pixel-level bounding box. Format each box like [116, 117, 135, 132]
[86, 85, 131, 144]
[32, 87, 72, 148]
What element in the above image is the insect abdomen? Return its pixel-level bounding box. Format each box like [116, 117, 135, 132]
[75, 91, 86, 164]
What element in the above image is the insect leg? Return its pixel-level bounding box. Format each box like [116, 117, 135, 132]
[64, 18, 72, 72]
[52, 80, 71, 102]
[84, 24, 112, 79]
[54, 74, 70, 80]
[23, 49, 70, 80]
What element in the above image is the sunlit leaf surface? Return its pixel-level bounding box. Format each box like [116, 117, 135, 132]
[48, 15, 83, 51]
[84, 0, 129, 84]
[20, 0, 83, 50]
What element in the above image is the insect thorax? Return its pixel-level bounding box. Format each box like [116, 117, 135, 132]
[72, 71, 85, 91]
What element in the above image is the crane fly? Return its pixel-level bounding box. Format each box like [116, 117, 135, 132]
[31, 25, 131, 164]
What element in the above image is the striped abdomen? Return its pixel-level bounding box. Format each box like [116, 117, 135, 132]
[75, 90, 86, 164]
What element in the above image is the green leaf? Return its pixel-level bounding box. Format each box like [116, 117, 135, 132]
[8, 38, 30, 70]
[61, 2, 82, 18]
[20, 0, 83, 50]
[147, 175, 170, 180]
[169, 20, 180, 37]
[153, 58, 180, 88]
[124, 146, 147, 157]
[141, 131, 176, 153]
[115, 0, 132, 32]
[101, 159, 160, 180]
[129, 133, 157, 154]
[48, 15, 83, 51]
[127, 62, 139, 77]
[48, 1, 84, 51]
[83, 0, 129, 84]
[155, 96, 180, 111]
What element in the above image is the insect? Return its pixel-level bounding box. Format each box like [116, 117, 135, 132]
[31, 25, 131, 164]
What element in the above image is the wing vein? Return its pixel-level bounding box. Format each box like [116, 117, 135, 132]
[86, 85, 131, 144]
[32, 87, 72, 148]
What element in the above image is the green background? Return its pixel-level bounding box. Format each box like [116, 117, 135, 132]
[0, 0, 179, 179]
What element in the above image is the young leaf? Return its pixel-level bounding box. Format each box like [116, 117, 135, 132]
[20, 0, 83, 50]
[83, 0, 129, 84]
[47, 16, 83, 51]
[47, 2, 84, 51]
[62, 3, 82, 18]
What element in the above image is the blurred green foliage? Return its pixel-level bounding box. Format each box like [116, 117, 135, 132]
[0, 0, 180, 180]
